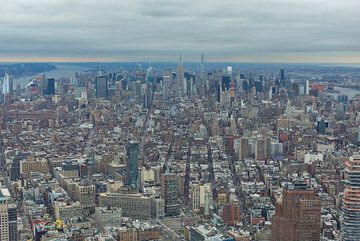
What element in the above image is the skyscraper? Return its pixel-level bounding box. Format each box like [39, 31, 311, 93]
[280, 68, 285, 81]
[239, 137, 249, 160]
[341, 155, 360, 241]
[0, 192, 9, 241]
[255, 138, 266, 160]
[191, 183, 212, 215]
[272, 182, 321, 241]
[7, 204, 17, 241]
[46, 78, 55, 95]
[126, 141, 139, 188]
[2, 73, 13, 95]
[305, 80, 310, 95]
[200, 53, 205, 82]
[96, 72, 109, 99]
[161, 172, 179, 216]
[176, 54, 185, 96]
[146, 64, 154, 83]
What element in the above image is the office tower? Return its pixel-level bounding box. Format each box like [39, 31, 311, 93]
[161, 173, 179, 216]
[191, 184, 201, 212]
[2, 73, 13, 95]
[255, 138, 266, 160]
[239, 137, 249, 160]
[96, 73, 108, 99]
[146, 64, 154, 83]
[7, 204, 17, 241]
[176, 54, 185, 96]
[11, 152, 29, 181]
[280, 69, 285, 81]
[126, 141, 139, 188]
[75, 181, 96, 212]
[200, 53, 205, 81]
[143, 83, 152, 109]
[0, 192, 9, 241]
[226, 66, 233, 77]
[305, 80, 310, 95]
[221, 75, 230, 91]
[341, 155, 360, 241]
[272, 182, 321, 241]
[191, 183, 212, 215]
[221, 201, 241, 226]
[0, 139, 4, 169]
[46, 78, 55, 95]
[265, 137, 271, 158]
[316, 117, 328, 134]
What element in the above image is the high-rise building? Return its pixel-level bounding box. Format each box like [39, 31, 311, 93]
[161, 172, 179, 216]
[126, 141, 139, 188]
[2, 73, 13, 95]
[96, 73, 108, 99]
[239, 137, 249, 160]
[7, 204, 17, 241]
[341, 155, 360, 241]
[316, 117, 329, 134]
[176, 54, 185, 96]
[0, 192, 9, 241]
[146, 64, 154, 83]
[280, 69, 285, 81]
[0, 189, 15, 241]
[221, 201, 241, 226]
[200, 53, 205, 82]
[11, 152, 29, 181]
[191, 183, 212, 216]
[221, 75, 231, 91]
[305, 80, 310, 95]
[255, 138, 266, 160]
[46, 78, 55, 95]
[272, 182, 321, 241]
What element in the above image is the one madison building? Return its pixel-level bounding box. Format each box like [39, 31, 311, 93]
[342, 155, 360, 241]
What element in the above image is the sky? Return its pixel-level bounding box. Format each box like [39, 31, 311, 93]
[0, 0, 360, 63]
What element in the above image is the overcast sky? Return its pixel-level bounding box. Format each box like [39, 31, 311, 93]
[0, 0, 359, 63]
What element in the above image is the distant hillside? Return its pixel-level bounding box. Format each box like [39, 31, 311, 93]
[0, 63, 57, 78]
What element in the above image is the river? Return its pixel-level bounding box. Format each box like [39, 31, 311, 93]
[13, 65, 92, 86]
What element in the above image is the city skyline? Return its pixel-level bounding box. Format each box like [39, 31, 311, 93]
[1, 0, 360, 63]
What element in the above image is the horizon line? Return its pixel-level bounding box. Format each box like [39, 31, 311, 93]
[0, 58, 360, 66]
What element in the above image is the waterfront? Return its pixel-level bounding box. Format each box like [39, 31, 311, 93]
[13, 65, 91, 86]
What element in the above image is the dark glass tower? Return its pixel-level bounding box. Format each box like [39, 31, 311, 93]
[96, 75, 109, 99]
[126, 141, 139, 188]
[280, 68, 285, 81]
[47, 78, 55, 95]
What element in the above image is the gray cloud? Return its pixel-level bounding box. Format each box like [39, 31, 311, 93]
[0, 0, 359, 62]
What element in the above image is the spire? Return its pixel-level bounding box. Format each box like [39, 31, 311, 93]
[179, 52, 182, 63]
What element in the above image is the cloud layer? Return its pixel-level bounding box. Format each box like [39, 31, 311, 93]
[0, 0, 360, 62]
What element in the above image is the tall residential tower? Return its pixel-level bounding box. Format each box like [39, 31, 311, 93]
[341, 155, 360, 241]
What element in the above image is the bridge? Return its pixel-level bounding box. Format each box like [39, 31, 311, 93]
[332, 84, 360, 90]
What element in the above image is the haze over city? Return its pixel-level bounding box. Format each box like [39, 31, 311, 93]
[1, 0, 360, 63]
